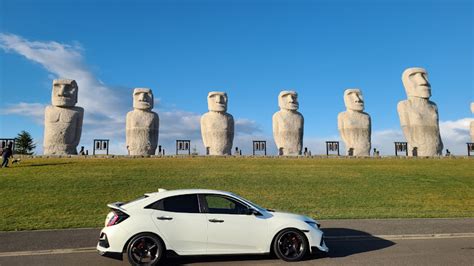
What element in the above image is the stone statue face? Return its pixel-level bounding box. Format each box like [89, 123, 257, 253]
[344, 89, 364, 111]
[207, 91, 228, 112]
[278, 91, 299, 111]
[133, 88, 153, 110]
[402, 67, 431, 99]
[52, 79, 78, 107]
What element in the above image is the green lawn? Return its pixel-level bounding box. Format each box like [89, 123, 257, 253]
[0, 157, 473, 231]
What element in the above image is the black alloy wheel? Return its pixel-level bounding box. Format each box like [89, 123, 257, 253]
[273, 229, 308, 262]
[126, 233, 163, 266]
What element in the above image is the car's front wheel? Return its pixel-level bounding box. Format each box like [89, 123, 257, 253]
[126, 233, 164, 266]
[273, 228, 309, 262]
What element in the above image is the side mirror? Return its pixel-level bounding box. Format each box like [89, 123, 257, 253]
[246, 208, 260, 216]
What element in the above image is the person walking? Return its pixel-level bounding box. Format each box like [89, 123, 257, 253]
[1, 144, 13, 168]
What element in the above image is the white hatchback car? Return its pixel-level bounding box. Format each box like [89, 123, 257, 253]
[97, 189, 328, 265]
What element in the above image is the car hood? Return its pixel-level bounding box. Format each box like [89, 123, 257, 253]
[269, 211, 317, 223]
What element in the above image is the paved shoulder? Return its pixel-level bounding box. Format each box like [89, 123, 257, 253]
[320, 218, 474, 237]
[1, 218, 473, 253]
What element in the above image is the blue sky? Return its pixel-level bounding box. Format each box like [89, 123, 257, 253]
[0, 0, 473, 155]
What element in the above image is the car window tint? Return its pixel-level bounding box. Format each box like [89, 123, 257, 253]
[162, 194, 200, 213]
[205, 195, 248, 214]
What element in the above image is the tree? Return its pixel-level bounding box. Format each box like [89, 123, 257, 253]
[15, 130, 36, 155]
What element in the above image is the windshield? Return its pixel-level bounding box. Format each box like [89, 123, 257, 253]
[230, 193, 267, 213]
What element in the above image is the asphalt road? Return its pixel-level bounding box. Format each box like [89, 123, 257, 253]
[1, 218, 473, 265]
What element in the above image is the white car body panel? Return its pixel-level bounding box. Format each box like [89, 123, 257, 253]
[151, 210, 208, 255]
[206, 213, 269, 254]
[97, 189, 328, 258]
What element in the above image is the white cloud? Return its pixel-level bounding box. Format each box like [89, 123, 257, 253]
[439, 118, 472, 154]
[0, 102, 46, 123]
[372, 129, 405, 156]
[303, 135, 341, 155]
[0, 33, 127, 121]
[0, 33, 263, 155]
[156, 113, 264, 155]
[365, 118, 472, 156]
[2, 33, 471, 156]
[302, 118, 472, 156]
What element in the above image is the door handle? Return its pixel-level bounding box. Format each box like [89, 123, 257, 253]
[208, 219, 224, 223]
[157, 216, 173, 220]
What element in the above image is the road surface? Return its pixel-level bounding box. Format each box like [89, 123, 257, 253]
[1, 218, 473, 265]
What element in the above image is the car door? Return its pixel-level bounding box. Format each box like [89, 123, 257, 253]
[150, 194, 208, 255]
[202, 194, 269, 254]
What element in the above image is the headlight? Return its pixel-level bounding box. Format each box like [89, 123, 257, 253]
[305, 221, 320, 228]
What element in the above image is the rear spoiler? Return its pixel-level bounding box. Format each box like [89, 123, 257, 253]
[107, 202, 127, 212]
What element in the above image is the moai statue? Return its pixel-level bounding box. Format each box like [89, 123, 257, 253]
[201, 92, 234, 155]
[338, 89, 371, 156]
[126, 88, 159, 155]
[272, 91, 304, 156]
[470, 102, 474, 142]
[398, 67, 443, 156]
[44, 79, 84, 155]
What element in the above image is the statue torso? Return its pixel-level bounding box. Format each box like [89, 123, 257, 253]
[339, 111, 371, 156]
[44, 106, 82, 145]
[273, 110, 304, 155]
[399, 99, 443, 156]
[201, 112, 234, 155]
[126, 110, 159, 155]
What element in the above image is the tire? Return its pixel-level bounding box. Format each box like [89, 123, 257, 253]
[273, 228, 309, 262]
[126, 233, 164, 266]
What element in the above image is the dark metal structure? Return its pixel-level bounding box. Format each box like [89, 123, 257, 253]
[0, 138, 16, 152]
[252, 140, 267, 156]
[93, 139, 109, 155]
[394, 142, 408, 156]
[176, 140, 191, 155]
[467, 143, 474, 156]
[326, 141, 340, 156]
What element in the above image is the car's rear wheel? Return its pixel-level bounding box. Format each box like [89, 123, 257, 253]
[126, 233, 163, 266]
[273, 228, 308, 262]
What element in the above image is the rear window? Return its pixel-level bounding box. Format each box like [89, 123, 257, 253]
[122, 195, 149, 207]
[147, 194, 200, 213]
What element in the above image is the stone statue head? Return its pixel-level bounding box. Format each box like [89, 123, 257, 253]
[52, 79, 78, 107]
[402, 67, 431, 99]
[344, 89, 364, 111]
[133, 88, 154, 110]
[278, 91, 299, 111]
[207, 91, 228, 112]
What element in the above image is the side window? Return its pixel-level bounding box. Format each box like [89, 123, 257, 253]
[204, 195, 248, 215]
[147, 194, 200, 213]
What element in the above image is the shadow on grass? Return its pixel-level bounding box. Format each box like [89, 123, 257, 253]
[160, 228, 394, 265]
[25, 162, 76, 167]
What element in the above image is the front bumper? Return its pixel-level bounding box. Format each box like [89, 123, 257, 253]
[305, 228, 329, 253]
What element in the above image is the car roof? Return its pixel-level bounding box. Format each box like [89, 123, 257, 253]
[120, 189, 238, 210]
[145, 189, 235, 199]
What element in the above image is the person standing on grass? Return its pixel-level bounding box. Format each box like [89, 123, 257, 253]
[1, 144, 13, 168]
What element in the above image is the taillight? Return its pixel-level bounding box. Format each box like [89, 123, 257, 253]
[107, 210, 129, 227]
